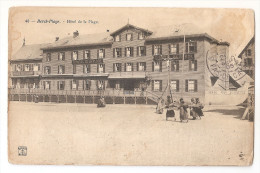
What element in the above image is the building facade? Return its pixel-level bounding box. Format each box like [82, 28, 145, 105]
[9, 24, 230, 104]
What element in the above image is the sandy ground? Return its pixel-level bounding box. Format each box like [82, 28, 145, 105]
[8, 102, 254, 166]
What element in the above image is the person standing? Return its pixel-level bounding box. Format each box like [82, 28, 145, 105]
[179, 98, 189, 123]
[190, 98, 198, 120]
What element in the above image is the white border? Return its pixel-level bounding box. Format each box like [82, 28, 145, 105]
[1, 0, 259, 173]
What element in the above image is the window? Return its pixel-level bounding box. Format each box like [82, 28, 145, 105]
[125, 47, 133, 57]
[98, 49, 105, 58]
[152, 80, 162, 91]
[171, 61, 179, 71]
[44, 81, 51, 90]
[138, 62, 146, 71]
[97, 80, 105, 90]
[153, 45, 162, 55]
[138, 32, 145, 40]
[33, 64, 40, 71]
[170, 80, 179, 92]
[84, 64, 91, 73]
[46, 53, 51, 62]
[72, 51, 78, 60]
[45, 66, 51, 74]
[125, 63, 133, 72]
[137, 46, 146, 56]
[57, 81, 65, 90]
[16, 64, 22, 71]
[24, 64, 30, 71]
[97, 64, 105, 73]
[189, 60, 197, 71]
[58, 65, 65, 74]
[84, 50, 91, 59]
[246, 49, 252, 56]
[58, 52, 65, 61]
[185, 42, 197, 53]
[126, 33, 133, 41]
[153, 61, 162, 72]
[115, 81, 120, 90]
[71, 80, 78, 90]
[114, 63, 121, 72]
[185, 79, 198, 92]
[114, 48, 122, 58]
[84, 80, 91, 90]
[169, 44, 178, 54]
[115, 35, 121, 42]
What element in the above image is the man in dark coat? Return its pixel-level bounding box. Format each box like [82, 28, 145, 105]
[179, 98, 189, 123]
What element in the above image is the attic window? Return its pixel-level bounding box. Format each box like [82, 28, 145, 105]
[126, 33, 133, 41]
[115, 35, 120, 42]
[138, 32, 145, 40]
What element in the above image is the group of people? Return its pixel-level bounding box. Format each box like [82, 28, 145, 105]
[97, 96, 106, 108]
[156, 96, 204, 122]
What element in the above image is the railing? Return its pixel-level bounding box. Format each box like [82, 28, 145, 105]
[12, 71, 38, 76]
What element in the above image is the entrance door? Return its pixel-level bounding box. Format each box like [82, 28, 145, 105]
[124, 80, 134, 91]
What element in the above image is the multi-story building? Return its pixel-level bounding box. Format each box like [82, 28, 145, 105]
[9, 23, 230, 104]
[238, 36, 255, 79]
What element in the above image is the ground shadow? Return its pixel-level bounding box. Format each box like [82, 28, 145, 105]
[204, 107, 246, 119]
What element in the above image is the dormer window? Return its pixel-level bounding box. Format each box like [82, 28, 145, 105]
[138, 32, 145, 40]
[126, 33, 133, 41]
[115, 35, 121, 42]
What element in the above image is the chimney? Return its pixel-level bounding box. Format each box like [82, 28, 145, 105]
[55, 37, 59, 41]
[73, 30, 79, 38]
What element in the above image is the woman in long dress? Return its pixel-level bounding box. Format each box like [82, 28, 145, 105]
[179, 98, 189, 123]
[190, 98, 198, 120]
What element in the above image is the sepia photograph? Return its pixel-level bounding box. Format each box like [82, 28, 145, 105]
[7, 7, 255, 166]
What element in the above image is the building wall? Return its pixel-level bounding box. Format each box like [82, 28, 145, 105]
[240, 40, 255, 78]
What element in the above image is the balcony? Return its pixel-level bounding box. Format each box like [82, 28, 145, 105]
[12, 71, 36, 77]
[153, 53, 194, 61]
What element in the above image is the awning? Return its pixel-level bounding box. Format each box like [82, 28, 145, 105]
[108, 72, 146, 79]
[11, 75, 40, 78]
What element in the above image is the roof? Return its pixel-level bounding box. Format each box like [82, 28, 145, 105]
[41, 32, 113, 50]
[238, 36, 255, 58]
[146, 23, 221, 43]
[11, 44, 47, 61]
[110, 24, 153, 36]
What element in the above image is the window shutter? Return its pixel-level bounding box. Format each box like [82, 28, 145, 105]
[152, 80, 154, 91]
[125, 47, 127, 57]
[194, 80, 198, 92]
[113, 63, 115, 72]
[76, 80, 79, 90]
[137, 62, 139, 71]
[57, 81, 59, 90]
[89, 50, 91, 59]
[131, 47, 133, 57]
[96, 80, 98, 89]
[58, 65, 59, 74]
[171, 61, 174, 71]
[177, 44, 179, 54]
[120, 48, 122, 57]
[70, 81, 72, 90]
[38, 64, 40, 71]
[120, 63, 122, 72]
[131, 33, 133, 41]
[124, 63, 126, 72]
[189, 60, 191, 71]
[103, 64, 105, 73]
[168, 44, 171, 54]
[97, 49, 99, 58]
[159, 80, 162, 91]
[144, 46, 146, 56]
[137, 47, 139, 56]
[89, 64, 91, 73]
[194, 60, 197, 71]
[160, 61, 162, 72]
[152, 45, 154, 55]
[194, 42, 197, 52]
[89, 80, 91, 90]
[176, 80, 179, 92]
[83, 80, 85, 90]
[113, 48, 115, 58]
[160, 45, 162, 54]
[83, 65, 85, 73]
[144, 63, 146, 71]
[177, 61, 179, 71]
[185, 42, 189, 53]
[103, 49, 105, 58]
[97, 64, 99, 73]
[131, 63, 134, 71]
[63, 66, 65, 74]
[49, 82, 51, 89]
[152, 62, 154, 72]
[43, 81, 46, 89]
[185, 80, 188, 92]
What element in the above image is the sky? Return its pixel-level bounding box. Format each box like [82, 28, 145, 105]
[9, 7, 255, 57]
